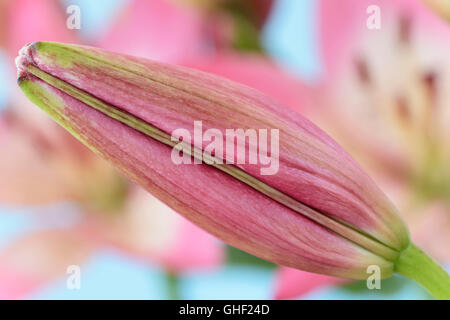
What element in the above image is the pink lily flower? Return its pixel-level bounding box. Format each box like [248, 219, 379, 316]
[3, 0, 79, 57]
[97, 0, 210, 63]
[310, 0, 450, 265]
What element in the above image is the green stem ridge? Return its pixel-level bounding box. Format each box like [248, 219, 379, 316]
[165, 272, 181, 300]
[395, 243, 450, 300]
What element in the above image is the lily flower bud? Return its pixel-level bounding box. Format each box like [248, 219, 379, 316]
[16, 42, 449, 299]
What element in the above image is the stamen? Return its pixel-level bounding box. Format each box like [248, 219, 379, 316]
[422, 71, 438, 106]
[398, 14, 412, 45]
[354, 56, 371, 85]
[395, 96, 410, 123]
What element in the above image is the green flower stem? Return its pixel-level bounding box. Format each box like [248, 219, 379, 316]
[165, 271, 181, 300]
[395, 243, 450, 300]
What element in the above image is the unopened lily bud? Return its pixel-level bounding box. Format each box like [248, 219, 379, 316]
[16, 42, 449, 298]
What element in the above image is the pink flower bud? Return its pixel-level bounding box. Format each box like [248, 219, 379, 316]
[16, 42, 411, 280]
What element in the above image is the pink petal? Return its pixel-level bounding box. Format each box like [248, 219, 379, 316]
[98, 0, 207, 62]
[273, 267, 346, 299]
[0, 108, 75, 204]
[4, 0, 78, 59]
[318, 0, 369, 78]
[0, 89, 103, 205]
[161, 214, 224, 272]
[0, 267, 42, 300]
[318, 0, 450, 78]
[408, 203, 450, 264]
[0, 227, 95, 299]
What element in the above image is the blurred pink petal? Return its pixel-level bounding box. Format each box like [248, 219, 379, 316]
[0, 267, 42, 300]
[4, 0, 78, 59]
[314, 0, 450, 178]
[408, 203, 450, 263]
[0, 108, 76, 204]
[182, 52, 313, 115]
[319, 0, 450, 79]
[273, 267, 345, 300]
[318, 0, 373, 79]
[161, 215, 224, 272]
[0, 227, 95, 299]
[99, 0, 207, 62]
[0, 83, 127, 206]
[0, 90, 116, 205]
[0, 1, 7, 46]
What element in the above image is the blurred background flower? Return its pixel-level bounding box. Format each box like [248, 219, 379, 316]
[0, 0, 447, 299]
[308, 0, 450, 264]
